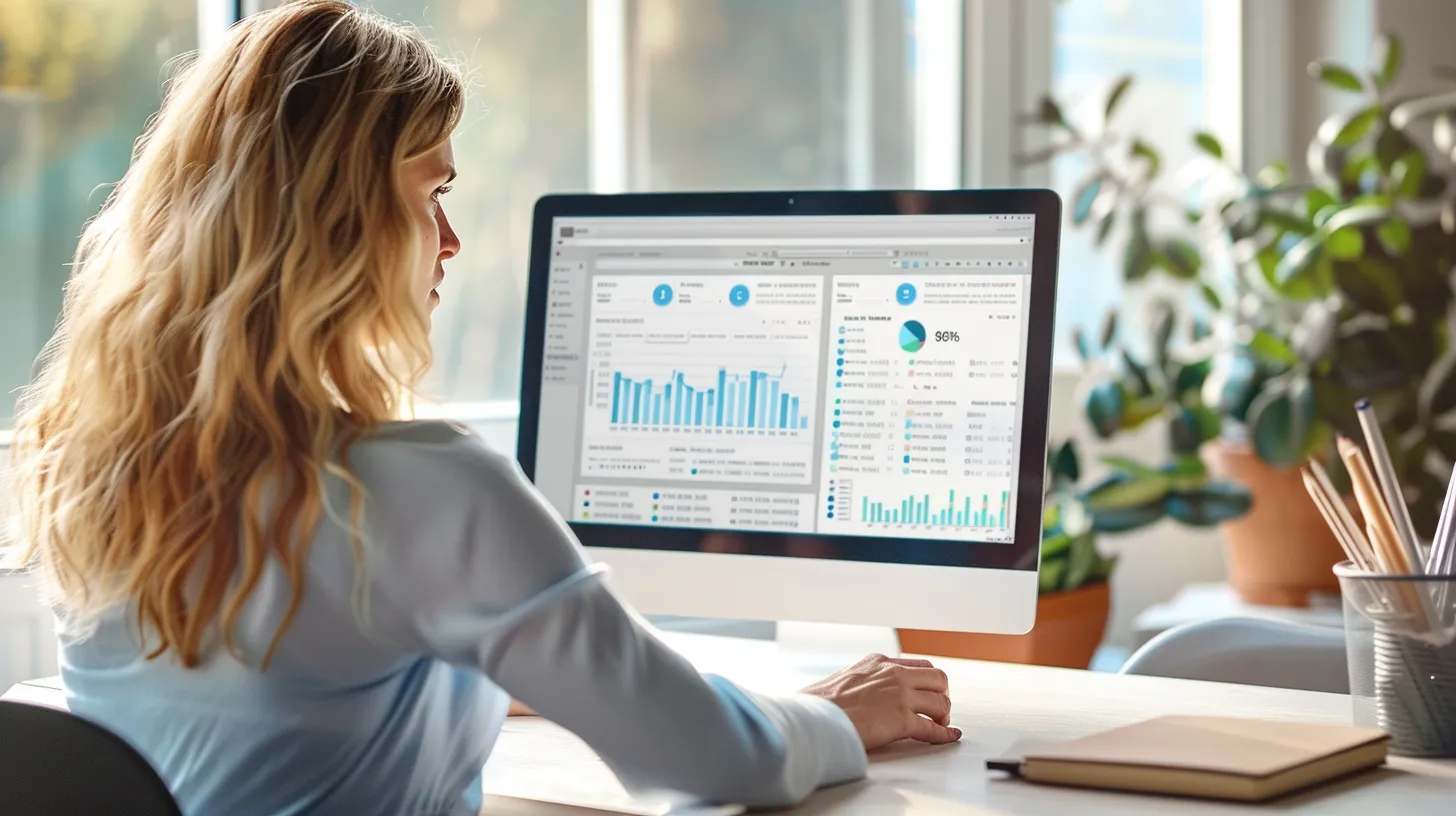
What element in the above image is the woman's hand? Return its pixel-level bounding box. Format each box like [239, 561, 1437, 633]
[800, 654, 960, 750]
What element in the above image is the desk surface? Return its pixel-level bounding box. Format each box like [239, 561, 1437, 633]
[9, 632, 1456, 814]
[614, 632, 1456, 815]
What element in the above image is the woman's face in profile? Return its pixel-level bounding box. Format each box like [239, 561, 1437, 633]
[402, 140, 461, 313]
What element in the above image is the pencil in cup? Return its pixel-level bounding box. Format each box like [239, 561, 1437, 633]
[1335, 438, 1440, 634]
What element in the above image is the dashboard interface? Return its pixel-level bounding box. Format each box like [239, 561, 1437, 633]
[532, 214, 1036, 545]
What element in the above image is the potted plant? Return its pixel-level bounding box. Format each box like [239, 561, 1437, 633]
[1020, 34, 1456, 605]
[898, 436, 1251, 669]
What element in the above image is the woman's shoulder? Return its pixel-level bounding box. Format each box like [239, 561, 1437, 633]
[344, 420, 520, 488]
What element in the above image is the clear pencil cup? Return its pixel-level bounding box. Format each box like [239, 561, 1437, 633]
[1336, 561, 1456, 757]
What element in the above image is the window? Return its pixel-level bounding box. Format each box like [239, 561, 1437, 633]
[365, 0, 592, 407]
[1047, 0, 1208, 356]
[0, 0, 1229, 428]
[637, 0, 915, 191]
[0, 0, 198, 430]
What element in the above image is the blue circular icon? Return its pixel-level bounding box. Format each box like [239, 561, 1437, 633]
[652, 284, 674, 306]
[836, 358, 844, 365]
[896, 283, 917, 306]
[729, 284, 750, 307]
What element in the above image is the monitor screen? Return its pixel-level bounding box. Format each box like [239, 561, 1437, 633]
[530, 212, 1038, 547]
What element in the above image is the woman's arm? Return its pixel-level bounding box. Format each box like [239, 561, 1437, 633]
[507, 699, 534, 717]
[352, 427, 956, 807]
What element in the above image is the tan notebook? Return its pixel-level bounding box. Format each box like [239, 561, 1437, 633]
[989, 716, 1389, 802]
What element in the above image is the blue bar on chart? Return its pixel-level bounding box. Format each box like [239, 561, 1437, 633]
[860, 489, 1010, 528]
[608, 366, 810, 430]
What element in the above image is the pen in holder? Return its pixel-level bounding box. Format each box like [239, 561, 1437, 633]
[1335, 562, 1456, 757]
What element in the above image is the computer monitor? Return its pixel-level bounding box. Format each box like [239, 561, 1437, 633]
[517, 190, 1061, 636]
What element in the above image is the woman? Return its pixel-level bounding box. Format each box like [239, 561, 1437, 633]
[5, 2, 960, 814]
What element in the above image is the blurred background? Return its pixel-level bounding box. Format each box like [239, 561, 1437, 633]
[4, 0, 1456, 686]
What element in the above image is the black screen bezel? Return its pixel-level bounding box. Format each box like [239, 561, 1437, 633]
[517, 190, 1061, 573]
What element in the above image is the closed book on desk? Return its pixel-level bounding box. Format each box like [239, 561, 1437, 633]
[989, 716, 1389, 802]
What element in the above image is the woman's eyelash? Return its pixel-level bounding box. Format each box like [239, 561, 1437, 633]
[432, 185, 453, 199]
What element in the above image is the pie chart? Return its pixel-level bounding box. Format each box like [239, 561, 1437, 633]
[899, 320, 927, 352]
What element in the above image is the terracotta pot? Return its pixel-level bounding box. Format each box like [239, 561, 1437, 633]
[897, 581, 1110, 669]
[1203, 439, 1345, 606]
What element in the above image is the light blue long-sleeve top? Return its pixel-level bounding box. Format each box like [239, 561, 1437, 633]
[58, 421, 866, 815]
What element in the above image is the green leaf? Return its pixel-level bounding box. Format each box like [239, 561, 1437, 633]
[1306, 188, 1337, 221]
[1332, 258, 1402, 313]
[1084, 381, 1126, 439]
[1083, 472, 1173, 511]
[1095, 211, 1117, 247]
[1309, 60, 1365, 92]
[1323, 203, 1395, 233]
[1104, 75, 1134, 121]
[1100, 310, 1119, 350]
[1194, 131, 1224, 160]
[1121, 397, 1165, 430]
[1072, 326, 1094, 362]
[1039, 556, 1068, 593]
[1051, 440, 1081, 485]
[1150, 299, 1177, 366]
[1191, 403, 1222, 445]
[1218, 351, 1265, 424]
[1037, 96, 1068, 127]
[1167, 454, 1209, 477]
[1247, 375, 1315, 468]
[1326, 226, 1365, 260]
[1122, 350, 1155, 398]
[1372, 34, 1404, 89]
[1274, 233, 1325, 288]
[1378, 217, 1412, 255]
[1158, 239, 1201, 280]
[1123, 212, 1154, 281]
[1375, 124, 1417, 174]
[1073, 175, 1103, 225]
[1131, 139, 1161, 178]
[1059, 494, 1093, 538]
[1065, 535, 1098, 591]
[1199, 283, 1222, 311]
[1428, 356, 1456, 416]
[1174, 358, 1213, 395]
[1393, 151, 1427, 199]
[1248, 330, 1299, 366]
[1256, 160, 1291, 189]
[1333, 106, 1381, 147]
[1088, 501, 1166, 533]
[1166, 482, 1255, 526]
[1088, 552, 1119, 583]
[1260, 209, 1316, 236]
[1041, 525, 1073, 554]
[1169, 404, 1205, 455]
[1101, 456, 1162, 478]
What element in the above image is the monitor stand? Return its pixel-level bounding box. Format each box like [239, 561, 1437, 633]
[775, 621, 902, 676]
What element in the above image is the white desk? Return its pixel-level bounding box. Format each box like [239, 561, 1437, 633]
[9, 632, 1456, 814]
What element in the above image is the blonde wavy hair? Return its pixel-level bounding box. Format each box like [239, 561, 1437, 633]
[4, 0, 464, 668]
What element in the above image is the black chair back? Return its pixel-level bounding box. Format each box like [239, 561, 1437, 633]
[0, 699, 182, 816]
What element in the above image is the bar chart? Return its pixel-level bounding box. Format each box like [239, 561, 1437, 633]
[608, 366, 810, 430]
[581, 274, 822, 485]
[858, 489, 1008, 528]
